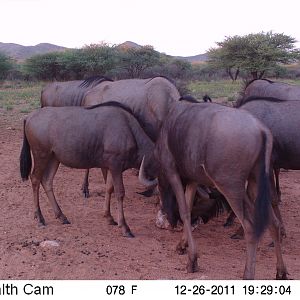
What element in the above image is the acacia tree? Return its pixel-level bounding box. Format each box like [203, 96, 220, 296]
[208, 32, 300, 80]
[23, 52, 64, 80]
[119, 46, 160, 78]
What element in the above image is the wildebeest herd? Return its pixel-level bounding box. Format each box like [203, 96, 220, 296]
[19, 77, 300, 279]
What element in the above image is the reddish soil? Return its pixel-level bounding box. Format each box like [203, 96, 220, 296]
[0, 111, 299, 280]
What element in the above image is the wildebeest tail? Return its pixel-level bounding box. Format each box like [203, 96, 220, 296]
[20, 119, 32, 181]
[254, 131, 272, 239]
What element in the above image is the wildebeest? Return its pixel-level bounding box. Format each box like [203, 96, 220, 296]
[79, 76, 181, 197]
[41, 76, 180, 197]
[41, 76, 114, 197]
[140, 101, 288, 279]
[227, 79, 300, 234]
[237, 79, 300, 107]
[40, 76, 113, 107]
[234, 96, 300, 239]
[20, 102, 155, 237]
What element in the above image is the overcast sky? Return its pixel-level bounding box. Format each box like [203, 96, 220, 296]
[1, 0, 300, 56]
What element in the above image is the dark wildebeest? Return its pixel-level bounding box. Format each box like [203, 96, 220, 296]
[229, 96, 300, 239]
[20, 102, 155, 237]
[237, 78, 300, 107]
[40, 76, 113, 107]
[237, 79, 300, 199]
[225, 79, 300, 231]
[140, 100, 288, 279]
[40, 76, 113, 196]
[80, 76, 181, 197]
[83, 79, 226, 225]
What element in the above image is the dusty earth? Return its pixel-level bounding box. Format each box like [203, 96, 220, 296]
[0, 110, 299, 280]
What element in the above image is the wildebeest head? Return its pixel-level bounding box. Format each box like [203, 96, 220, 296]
[157, 176, 230, 228]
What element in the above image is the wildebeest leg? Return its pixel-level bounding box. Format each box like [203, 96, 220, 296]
[110, 169, 133, 237]
[224, 210, 237, 227]
[215, 179, 258, 279]
[30, 154, 51, 226]
[176, 182, 197, 255]
[272, 203, 286, 240]
[81, 169, 90, 198]
[167, 173, 198, 273]
[41, 156, 70, 224]
[274, 168, 281, 202]
[268, 174, 286, 245]
[268, 209, 288, 279]
[103, 171, 117, 225]
[30, 174, 45, 226]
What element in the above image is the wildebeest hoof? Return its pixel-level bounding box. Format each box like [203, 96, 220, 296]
[230, 233, 244, 240]
[223, 220, 234, 227]
[123, 231, 135, 238]
[57, 214, 70, 225]
[62, 218, 71, 225]
[276, 271, 289, 280]
[187, 259, 199, 273]
[176, 244, 187, 255]
[230, 227, 245, 240]
[34, 212, 46, 226]
[108, 219, 118, 226]
[136, 186, 157, 197]
[83, 190, 89, 198]
[104, 215, 117, 225]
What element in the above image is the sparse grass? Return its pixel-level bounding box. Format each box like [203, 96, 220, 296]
[0, 81, 43, 114]
[281, 78, 300, 85]
[188, 80, 243, 102]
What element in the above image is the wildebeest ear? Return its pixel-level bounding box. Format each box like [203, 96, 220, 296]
[203, 94, 212, 102]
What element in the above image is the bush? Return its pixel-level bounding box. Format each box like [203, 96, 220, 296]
[0, 52, 14, 80]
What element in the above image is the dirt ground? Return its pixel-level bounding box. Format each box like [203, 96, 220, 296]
[0, 111, 299, 280]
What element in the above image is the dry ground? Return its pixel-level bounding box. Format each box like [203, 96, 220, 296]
[0, 110, 299, 280]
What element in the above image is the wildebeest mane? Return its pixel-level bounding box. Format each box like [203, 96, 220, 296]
[79, 76, 113, 88]
[203, 94, 212, 102]
[238, 96, 287, 107]
[85, 101, 135, 117]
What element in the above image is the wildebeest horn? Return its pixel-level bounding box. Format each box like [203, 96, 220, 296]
[138, 156, 158, 187]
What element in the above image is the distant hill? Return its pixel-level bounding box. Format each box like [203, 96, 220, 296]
[117, 41, 142, 50]
[0, 41, 208, 63]
[0, 42, 68, 61]
[176, 53, 208, 63]
[117, 41, 208, 63]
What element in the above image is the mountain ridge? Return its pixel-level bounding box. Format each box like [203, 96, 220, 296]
[0, 41, 208, 63]
[0, 42, 68, 61]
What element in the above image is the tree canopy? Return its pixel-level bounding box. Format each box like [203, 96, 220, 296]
[207, 32, 300, 80]
[0, 52, 14, 80]
[118, 45, 160, 78]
